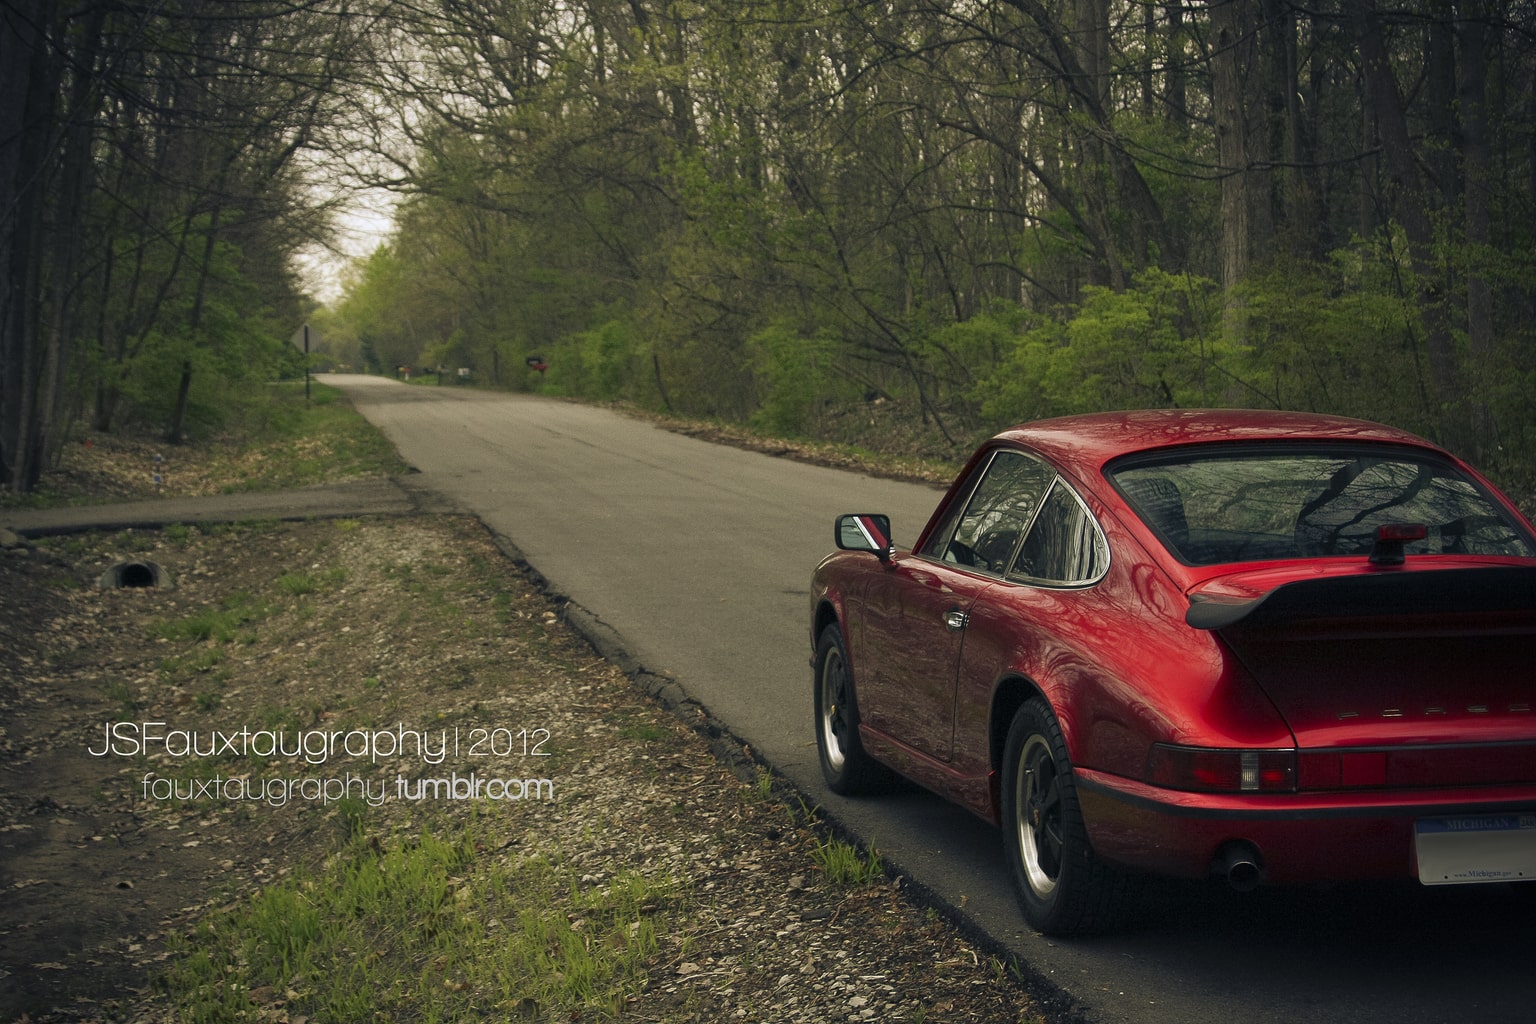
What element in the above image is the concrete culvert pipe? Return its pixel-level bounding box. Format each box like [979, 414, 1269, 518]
[97, 560, 174, 590]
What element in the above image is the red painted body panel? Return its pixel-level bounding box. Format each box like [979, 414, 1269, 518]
[810, 409, 1536, 887]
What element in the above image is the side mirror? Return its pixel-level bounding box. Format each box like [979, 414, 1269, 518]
[835, 513, 893, 561]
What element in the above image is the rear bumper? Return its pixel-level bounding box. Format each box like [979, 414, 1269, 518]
[1075, 768, 1536, 883]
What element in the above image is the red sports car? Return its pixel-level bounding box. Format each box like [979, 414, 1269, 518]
[810, 409, 1536, 935]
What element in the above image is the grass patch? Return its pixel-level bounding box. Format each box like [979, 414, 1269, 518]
[810, 834, 885, 888]
[158, 645, 227, 683]
[161, 826, 672, 1022]
[163, 523, 196, 546]
[100, 679, 140, 714]
[276, 566, 346, 596]
[152, 591, 271, 643]
[210, 382, 408, 493]
[618, 720, 670, 743]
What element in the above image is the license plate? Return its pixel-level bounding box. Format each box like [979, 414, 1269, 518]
[1415, 813, 1536, 885]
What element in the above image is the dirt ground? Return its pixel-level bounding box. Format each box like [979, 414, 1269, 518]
[1, 463, 1050, 1023]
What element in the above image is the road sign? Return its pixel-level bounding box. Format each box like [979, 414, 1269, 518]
[290, 323, 314, 402]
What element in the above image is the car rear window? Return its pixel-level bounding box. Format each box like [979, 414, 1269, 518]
[1109, 448, 1536, 566]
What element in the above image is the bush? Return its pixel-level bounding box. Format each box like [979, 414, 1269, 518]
[747, 323, 840, 436]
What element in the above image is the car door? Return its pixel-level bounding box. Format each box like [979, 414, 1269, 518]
[943, 474, 1116, 784]
[855, 450, 1056, 761]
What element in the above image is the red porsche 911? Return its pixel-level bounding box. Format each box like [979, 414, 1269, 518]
[810, 409, 1536, 936]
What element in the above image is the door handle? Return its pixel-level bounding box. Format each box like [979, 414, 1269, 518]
[944, 609, 968, 631]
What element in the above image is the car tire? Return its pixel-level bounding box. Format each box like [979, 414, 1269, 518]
[814, 624, 891, 795]
[1002, 697, 1129, 936]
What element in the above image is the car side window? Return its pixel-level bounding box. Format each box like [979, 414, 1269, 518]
[923, 451, 1055, 574]
[1008, 480, 1110, 586]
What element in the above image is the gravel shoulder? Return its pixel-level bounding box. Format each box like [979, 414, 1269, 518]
[1, 511, 1046, 1023]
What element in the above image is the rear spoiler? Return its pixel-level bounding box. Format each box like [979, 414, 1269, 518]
[1185, 566, 1536, 631]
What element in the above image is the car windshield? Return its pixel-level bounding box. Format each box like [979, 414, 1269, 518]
[1109, 447, 1536, 566]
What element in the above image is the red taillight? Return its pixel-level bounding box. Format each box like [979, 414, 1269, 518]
[1146, 746, 1296, 793]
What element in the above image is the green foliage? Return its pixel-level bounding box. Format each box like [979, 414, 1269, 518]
[925, 305, 1029, 379]
[973, 269, 1224, 426]
[334, 247, 422, 375]
[578, 320, 640, 402]
[91, 227, 298, 440]
[1234, 247, 1428, 429]
[417, 332, 463, 377]
[747, 323, 841, 436]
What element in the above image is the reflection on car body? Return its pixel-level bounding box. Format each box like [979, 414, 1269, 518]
[809, 409, 1536, 936]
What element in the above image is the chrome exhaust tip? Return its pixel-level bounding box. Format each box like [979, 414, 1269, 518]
[1215, 842, 1263, 892]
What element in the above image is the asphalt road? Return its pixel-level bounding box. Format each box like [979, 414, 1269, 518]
[328, 375, 1535, 1024]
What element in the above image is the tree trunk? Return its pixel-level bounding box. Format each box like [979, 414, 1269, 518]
[1208, 0, 1255, 347]
[1165, 2, 1187, 132]
[1074, 0, 1124, 288]
[0, 0, 56, 490]
[166, 361, 193, 446]
[1459, 3, 1494, 449]
[1352, 1, 1461, 441]
[1261, 0, 1309, 254]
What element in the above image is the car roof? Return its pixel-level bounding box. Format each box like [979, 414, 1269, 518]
[995, 409, 1439, 472]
